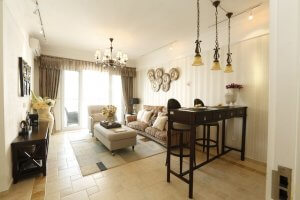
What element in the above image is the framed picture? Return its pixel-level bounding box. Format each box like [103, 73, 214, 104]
[19, 57, 31, 97]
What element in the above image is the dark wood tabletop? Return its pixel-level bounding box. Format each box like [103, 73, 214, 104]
[12, 121, 49, 144]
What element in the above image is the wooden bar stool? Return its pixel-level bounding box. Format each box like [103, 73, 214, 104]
[166, 98, 195, 174]
[194, 99, 220, 160]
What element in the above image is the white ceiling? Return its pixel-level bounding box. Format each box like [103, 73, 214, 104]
[7, 0, 268, 60]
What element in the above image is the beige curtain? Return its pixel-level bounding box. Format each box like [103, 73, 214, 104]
[40, 55, 136, 77]
[39, 67, 60, 99]
[121, 76, 133, 114]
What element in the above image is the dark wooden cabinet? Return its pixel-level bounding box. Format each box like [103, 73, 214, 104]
[11, 122, 49, 183]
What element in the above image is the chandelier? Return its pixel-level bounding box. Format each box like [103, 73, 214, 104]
[211, 0, 221, 70]
[224, 12, 234, 73]
[94, 38, 128, 68]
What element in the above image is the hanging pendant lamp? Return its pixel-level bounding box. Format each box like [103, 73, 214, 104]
[192, 0, 204, 66]
[211, 0, 221, 70]
[224, 12, 234, 73]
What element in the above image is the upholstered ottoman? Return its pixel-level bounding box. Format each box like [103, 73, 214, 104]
[94, 124, 137, 153]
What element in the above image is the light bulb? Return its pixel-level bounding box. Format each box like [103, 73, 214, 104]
[248, 10, 254, 20]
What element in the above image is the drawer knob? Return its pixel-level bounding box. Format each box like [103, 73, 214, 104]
[204, 117, 206, 121]
[219, 114, 221, 118]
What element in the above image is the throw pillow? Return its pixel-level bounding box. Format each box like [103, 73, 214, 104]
[141, 110, 153, 123]
[153, 116, 168, 131]
[137, 110, 145, 121]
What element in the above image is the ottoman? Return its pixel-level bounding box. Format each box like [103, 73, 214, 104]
[94, 124, 137, 153]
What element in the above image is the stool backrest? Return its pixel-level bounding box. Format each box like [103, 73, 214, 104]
[167, 99, 181, 110]
[194, 98, 205, 106]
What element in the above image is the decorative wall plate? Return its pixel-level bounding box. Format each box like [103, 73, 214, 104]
[151, 80, 160, 92]
[147, 67, 179, 92]
[155, 68, 163, 78]
[162, 83, 170, 92]
[169, 68, 179, 81]
[162, 73, 171, 84]
[147, 69, 155, 81]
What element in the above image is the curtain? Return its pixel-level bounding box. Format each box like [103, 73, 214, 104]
[39, 67, 61, 99]
[121, 76, 133, 114]
[40, 55, 136, 77]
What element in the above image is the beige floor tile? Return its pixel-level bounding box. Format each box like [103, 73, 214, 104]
[61, 190, 89, 200]
[71, 176, 96, 192]
[86, 185, 99, 195]
[89, 190, 119, 200]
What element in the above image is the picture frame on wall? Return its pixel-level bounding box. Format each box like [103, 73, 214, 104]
[18, 57, 31, 97]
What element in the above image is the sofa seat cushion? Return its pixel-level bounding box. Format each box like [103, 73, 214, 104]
[145, 127, 160, 137]
[154, 130, 167, 142]
[127, 121, 149, 131]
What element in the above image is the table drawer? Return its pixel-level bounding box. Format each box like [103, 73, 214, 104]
[235, 108, 246, 117]
[196, 112, 213, 123]
[227, 110, 235, 118]
[213, 111, 227, 121]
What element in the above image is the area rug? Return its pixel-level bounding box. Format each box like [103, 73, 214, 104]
[70, 133, 166, 176]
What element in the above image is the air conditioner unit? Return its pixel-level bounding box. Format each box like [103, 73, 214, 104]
[29, 37, 41, 57]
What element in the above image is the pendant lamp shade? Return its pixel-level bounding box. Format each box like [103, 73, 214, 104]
[211, 61, 221, 70]
[192, 0, 204, 66]
[224, 63, 234, 73]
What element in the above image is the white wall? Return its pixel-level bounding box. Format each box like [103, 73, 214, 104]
[135, 5, 269, 162]
[0, 0, 34, 192]
[266, 0, 300, 199]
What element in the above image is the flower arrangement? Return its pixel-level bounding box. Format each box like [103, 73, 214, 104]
[226, 83, 243, 89]
[100, 105, 117, 121]
[31, 91, 55, 110]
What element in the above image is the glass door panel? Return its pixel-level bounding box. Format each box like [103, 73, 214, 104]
[63, 70, 80, 128]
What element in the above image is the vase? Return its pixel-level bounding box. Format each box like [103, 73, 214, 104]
[230, 88, 239, 105]
[225, 92, 233, 106]
[37, 107, 54, 135]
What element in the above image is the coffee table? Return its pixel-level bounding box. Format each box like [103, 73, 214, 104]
[94, 124, 137, 154]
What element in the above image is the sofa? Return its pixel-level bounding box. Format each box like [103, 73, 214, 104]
[88, 105, 116, 135]
[126, 105, 189, 146]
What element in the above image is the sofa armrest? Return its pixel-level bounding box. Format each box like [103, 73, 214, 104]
[126, 114, 137, 124]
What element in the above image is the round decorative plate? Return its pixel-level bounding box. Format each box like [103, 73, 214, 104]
[147, 69, 155, 81]
[169, 68, 179, 81]
[156, 77, 163, 85]
[162, 83, 170, 92]
[155, 68, 164, 78]
[162, 73, 171, 84]
[151, 80, 160, 92]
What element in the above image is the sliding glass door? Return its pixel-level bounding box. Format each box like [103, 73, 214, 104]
[61, 69, 123, 130]
[62, 70, 80, 129]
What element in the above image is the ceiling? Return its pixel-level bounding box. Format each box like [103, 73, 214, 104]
[7, 0, 268, 60]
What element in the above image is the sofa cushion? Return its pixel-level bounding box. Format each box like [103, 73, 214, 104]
[137, 110, 145, 121]
[143, 105, 164, 114]
[145, 127, 159, 137]
[153, 116, 167, 131]
[141, 110, 153, 123]
[154, 130, 167, 142]
[127, 121, 149, 132]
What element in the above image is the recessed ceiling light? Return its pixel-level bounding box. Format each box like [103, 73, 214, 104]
[248, 10, 254, 20]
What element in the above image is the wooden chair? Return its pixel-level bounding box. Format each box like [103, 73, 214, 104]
[194, 99, 220, 160]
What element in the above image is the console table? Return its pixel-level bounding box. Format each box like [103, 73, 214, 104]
[166, 106, 247, 198]
[11, 122, 49, 183]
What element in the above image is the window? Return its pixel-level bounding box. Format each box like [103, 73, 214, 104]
[62, 70, 124, 130]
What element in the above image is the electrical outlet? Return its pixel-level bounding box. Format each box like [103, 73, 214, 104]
[271, 166, 292, 200]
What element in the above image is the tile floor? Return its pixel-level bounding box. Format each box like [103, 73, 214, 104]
[0, 130, 266, 200]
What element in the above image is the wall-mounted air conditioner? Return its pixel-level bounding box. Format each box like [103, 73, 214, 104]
[29, 37, 41, 57]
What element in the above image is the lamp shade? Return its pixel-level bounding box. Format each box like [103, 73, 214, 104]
[192, 54, 204, 66]
[130, 98, 140, 105]
[211, 61, 221, 70]
[224, 64, 233, 73]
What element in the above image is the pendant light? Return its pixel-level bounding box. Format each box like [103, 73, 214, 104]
[211, 0, 221, 70]
[224, 12, 234, 73]
[192, 0, 204, 66]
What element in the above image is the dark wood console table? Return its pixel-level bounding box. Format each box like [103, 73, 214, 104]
[166, 106, 247, 198]
[11, 122, 49, 183]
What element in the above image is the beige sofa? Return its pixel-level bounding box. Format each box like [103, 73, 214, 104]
[88, 105, 116, 135]
[126, 105, 189, 146]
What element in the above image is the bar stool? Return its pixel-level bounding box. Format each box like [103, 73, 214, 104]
[194, 99, 220, 160]
[167, 98, 195, 175]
